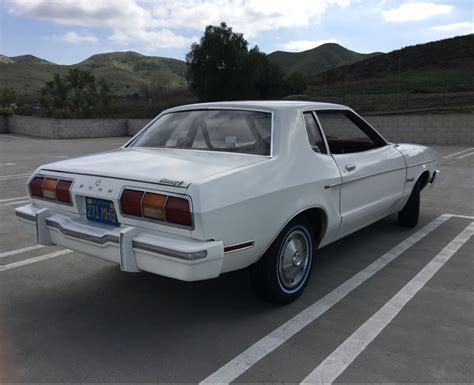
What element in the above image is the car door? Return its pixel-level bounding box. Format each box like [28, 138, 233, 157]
[316, 110, 406, 239]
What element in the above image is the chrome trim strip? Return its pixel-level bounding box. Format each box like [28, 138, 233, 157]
[16, 211, 36, 222]
[126, 107, 275, 158]
[325, 165, 407, 188]
[41, 169, 189, 189]
[132, 240, 207, 260]
[46, 219, 120, 244]
[407, 159, 438, 168]
[224, 240, 255, 254]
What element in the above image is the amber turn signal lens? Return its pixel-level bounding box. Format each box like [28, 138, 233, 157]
[142, 193, 166, 220]
[41, 178, 58, 200]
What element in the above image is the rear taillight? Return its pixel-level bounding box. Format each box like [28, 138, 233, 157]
[120, 189, 192, 227]
[120, 189, 143, 216]
[56, 180, 73, 204]
[165, 196, 192, 226]
[28, 175, 73, 205]
[29, 176, 44, 198]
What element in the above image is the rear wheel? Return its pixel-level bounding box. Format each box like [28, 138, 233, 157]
[398, 181, 420, 227]
[250, 218, 315, 304]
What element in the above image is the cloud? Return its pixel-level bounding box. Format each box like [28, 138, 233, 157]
[382, 2, 453, 22]
[281, 39, 339, 51]
[432, 22, 474, 32]
[7, 0, 352, 49]
[59, 31, 98, 44]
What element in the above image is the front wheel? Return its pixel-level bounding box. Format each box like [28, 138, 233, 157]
[250, 218, 315, 304]
[398, 181, 420, 227]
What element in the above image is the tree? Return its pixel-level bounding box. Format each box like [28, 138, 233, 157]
[186, 22, 290, 101]
[1, 87, 17, 107]
[40, 69, 112, 118]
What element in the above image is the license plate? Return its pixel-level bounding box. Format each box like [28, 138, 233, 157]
[86, 198, 120, 226]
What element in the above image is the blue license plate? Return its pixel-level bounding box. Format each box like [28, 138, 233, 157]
[86, 198, 120, 226]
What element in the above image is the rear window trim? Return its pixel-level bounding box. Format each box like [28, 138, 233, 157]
[126, 108, 275, 158]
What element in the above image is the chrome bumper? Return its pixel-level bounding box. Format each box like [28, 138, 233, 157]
[15, 204, 224, 281]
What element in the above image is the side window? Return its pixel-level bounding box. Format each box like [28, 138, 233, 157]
[303, 112, 327, 154]
[317, 111, 384, 154]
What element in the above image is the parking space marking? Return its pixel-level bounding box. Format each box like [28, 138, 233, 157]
[0, 173, 30, 181]
[200, 214, 451, 384]
[457, 151, 474, 159]
[0, 200, 29, 207]
[301, 222, 474, 385]
[0, 245, 45, 259]
[444, 147, 474, 159]
[0, 249, 72, 272]
[0, 163, 16, 166]
[0, 196, 28, 203]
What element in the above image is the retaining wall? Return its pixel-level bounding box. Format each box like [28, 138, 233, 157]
[0, 113, 472, 144]
[0, 116, 8, 133]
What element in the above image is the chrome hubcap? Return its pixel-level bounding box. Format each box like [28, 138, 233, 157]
[278, 229, 310, 289]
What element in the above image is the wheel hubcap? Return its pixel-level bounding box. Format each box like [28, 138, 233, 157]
[278, 229, 310, 289]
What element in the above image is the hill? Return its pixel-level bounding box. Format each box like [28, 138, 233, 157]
[0, 51, 187, 101]
[268, 43, 381, 77]
[307, 34, 474, 95]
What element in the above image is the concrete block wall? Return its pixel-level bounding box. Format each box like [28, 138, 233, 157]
[127, 118, 152, 136]
[0, 116, 8, 133]
[1, 113, 472, 144]
[8, 116, 127, 139]
[365, 114, 473, 145]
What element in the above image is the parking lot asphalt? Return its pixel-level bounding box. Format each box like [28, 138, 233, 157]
[0, 134, 473, 384]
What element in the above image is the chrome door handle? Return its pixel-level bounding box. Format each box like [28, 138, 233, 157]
[345, 164, 356, 172]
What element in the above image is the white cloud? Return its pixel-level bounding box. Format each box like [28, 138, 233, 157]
[7, 0, 352, 49]
[60, 31, 98, 44]
[432, 22, 474, 32]
[281, 39, 339, 51]
[382, 2, 453, 22]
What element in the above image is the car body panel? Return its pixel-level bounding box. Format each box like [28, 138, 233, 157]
[16, 101, 439, 281]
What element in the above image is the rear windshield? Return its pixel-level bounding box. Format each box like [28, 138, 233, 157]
[130, 109, 272, 156]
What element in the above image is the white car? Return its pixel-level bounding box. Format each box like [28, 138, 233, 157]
[16, 101, 439, 303]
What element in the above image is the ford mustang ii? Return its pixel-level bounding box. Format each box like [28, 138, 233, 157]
[16, 101, 439, 303]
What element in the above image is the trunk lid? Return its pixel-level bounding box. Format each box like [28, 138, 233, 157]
[41, 148, 267, 187]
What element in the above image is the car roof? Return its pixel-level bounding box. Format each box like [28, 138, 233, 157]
[166, 100, 350, 113]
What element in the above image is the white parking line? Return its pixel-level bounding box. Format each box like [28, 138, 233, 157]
[444, 147, 474, 158]
[0, 163, 16, 166]
[0, 196, 28, 203]
[200, 214, 452, 384]
[0, 245, 45, 259]
[0, 200, 29, 207]
[301, 222, 474, 385]
[0, 173, 30, 181]
[0, 249, 73, 272]
[457, 151, 474, 159]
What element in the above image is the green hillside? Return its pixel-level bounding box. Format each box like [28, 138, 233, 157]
[307, 34, 474, 95]
[0, 51, 187, 101]
[268, 43, 381, 77]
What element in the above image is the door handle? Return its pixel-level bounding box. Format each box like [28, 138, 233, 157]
[345, 164, 357, 172]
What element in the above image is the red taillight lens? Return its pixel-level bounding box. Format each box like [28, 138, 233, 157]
[120, 189, 143, 217]
[165, 196, 192, 226]
[55, 180, 72, 204]
[29, 176, 44, 198]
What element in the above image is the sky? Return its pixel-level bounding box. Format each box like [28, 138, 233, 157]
[0, 0, 472, 64]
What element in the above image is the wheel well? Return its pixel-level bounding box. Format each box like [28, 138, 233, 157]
[297, 208, 327, 247]
[419, 171, 430, 190]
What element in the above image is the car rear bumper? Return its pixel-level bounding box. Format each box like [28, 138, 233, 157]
[15, 204, 224, 281]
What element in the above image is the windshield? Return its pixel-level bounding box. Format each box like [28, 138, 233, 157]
[130, 109, 272, 156]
